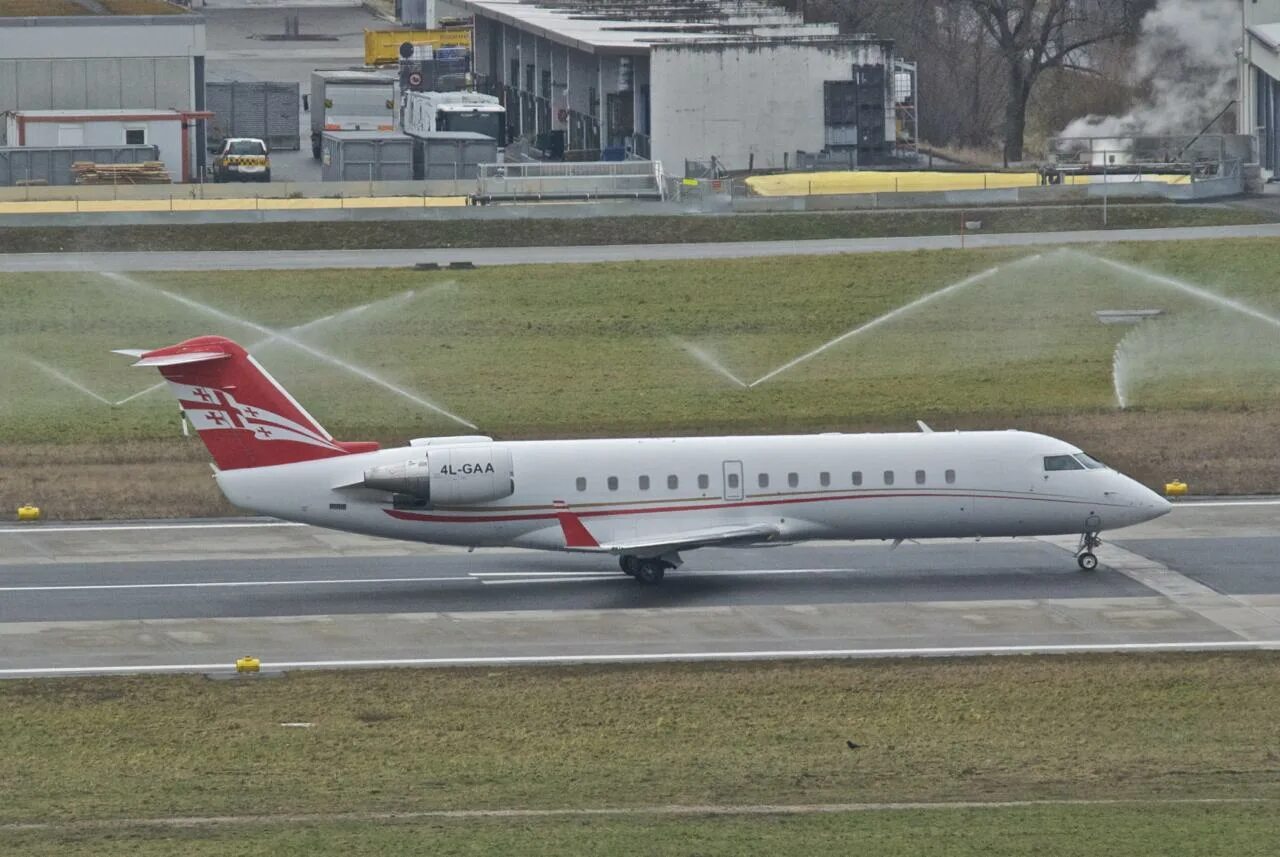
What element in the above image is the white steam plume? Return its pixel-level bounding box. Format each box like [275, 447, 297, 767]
[1061, 0, 1241, 138]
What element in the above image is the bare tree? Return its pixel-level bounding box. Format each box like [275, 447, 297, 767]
[954, 0, 1129, 163]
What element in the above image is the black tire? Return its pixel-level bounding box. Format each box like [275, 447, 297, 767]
[634, 560, 666, 585]
[262, 170, 272, 183]
[619, 555, 639, 576]
[1077, 552, 1099, 572]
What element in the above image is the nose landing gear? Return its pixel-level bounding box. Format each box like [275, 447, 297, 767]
[1076, 531, 1102, 571]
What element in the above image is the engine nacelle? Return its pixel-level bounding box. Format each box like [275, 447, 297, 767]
[363, 444, 514, 506]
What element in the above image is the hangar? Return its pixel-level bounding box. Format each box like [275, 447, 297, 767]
[1242, 0, 1280, 177]
[453, 0, 911, 176]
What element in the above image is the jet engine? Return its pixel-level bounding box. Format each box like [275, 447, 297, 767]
[363, 444, 514, 506]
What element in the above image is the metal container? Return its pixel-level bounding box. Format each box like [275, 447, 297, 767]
[417, 131, 498, 180]
[321, 130, 414, 182]
[207, 82, 301, 151]
[0, 145, 160, 186]
[309, 69, 398, 158]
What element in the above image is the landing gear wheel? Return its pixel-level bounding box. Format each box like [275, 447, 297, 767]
[619, 555, 640, 577]
[634, 559, 666, 585]
[1077, 551, 1098, 572]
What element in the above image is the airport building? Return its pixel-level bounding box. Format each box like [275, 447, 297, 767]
[0, 2, 207, 167]
[452, 0, 910, 176]
[1242, 0, 1280, 177]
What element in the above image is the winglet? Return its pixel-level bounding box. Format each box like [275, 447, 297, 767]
[553, 500, 600, 549]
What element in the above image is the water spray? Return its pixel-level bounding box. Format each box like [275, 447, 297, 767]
[671, 338, 748, 388]
[101, 273, 477, 429]
[23, 356, 113, 405]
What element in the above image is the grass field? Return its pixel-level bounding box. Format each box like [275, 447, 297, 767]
[2, 654, 1278, 855]
[2, 237, 1280, 517]
[0, 202, 1269, 254]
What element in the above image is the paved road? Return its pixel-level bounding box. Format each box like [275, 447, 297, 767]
[1, 501, 1277, 676]
[3, 224, 1279, 273]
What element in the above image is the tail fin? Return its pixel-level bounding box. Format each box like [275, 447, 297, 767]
[121, 335, 379, 470]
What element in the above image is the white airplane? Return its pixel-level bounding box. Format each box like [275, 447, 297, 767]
[119, 335, 1172, 584]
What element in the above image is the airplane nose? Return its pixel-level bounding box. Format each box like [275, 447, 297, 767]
[1138, 484, 1172, 518]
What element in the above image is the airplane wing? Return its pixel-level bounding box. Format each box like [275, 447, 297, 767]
[561, 519, 781, 556]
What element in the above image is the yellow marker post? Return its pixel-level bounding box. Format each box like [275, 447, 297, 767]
[16, 504, 40, 522]
[1164, 480, 1189, 497]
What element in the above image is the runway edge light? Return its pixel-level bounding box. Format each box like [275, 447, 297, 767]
[16, 504, 40, 522]
[1164, 480, 1189, 497]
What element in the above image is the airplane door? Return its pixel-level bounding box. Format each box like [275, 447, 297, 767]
[722, 460, 743, 501]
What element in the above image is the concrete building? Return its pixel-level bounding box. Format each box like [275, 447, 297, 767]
[453, 0, 905, 175]
[1242, 0, 1280, 177]
[0, 2, 207, 171]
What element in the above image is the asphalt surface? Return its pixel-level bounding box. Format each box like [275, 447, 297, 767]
[1, 501, 1277, 676]
[3, 223, 1280, 273]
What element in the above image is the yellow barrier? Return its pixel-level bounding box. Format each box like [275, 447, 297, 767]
[0, 195, 468, 215]
[746, 170, 1190, 197]
[364, 28, 471, 65]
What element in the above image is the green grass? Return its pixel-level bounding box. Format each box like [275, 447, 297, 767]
[4, 237, 1280, 516]
[6, 804, 1279, 857]
[2, 655, 1278, 854]
[0, 203, 1268, 254]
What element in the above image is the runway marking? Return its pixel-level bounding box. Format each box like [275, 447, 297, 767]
[4, 639, 1278, 678]
[0, 576, 478, 592]
[2, 797, 1272, 832]
[0, 522, 306, 534]
[1173, 499, 1280, 508]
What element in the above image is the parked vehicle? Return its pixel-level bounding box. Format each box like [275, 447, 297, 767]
[212, 137, 271, 182]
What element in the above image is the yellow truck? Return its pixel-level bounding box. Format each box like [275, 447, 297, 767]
[212, 137, 271, 183]
[363, 27, 471, 66]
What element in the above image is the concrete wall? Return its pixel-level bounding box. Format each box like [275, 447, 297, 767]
[650, 39, 892, 175]
[12, 116, 185, 180]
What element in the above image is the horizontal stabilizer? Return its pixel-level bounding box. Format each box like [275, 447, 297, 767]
[131, 351, 232, 368]
[110, 349, 149, 358]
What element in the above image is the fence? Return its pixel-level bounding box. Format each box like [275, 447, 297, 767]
[475, 160, 665, 201]
[0, 145, 160, 187]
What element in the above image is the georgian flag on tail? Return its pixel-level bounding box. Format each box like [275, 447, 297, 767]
[116, 335, 378, 470]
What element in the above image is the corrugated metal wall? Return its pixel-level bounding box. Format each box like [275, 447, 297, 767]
[0, 145, 160, 186]
[207, 82, 301, 151]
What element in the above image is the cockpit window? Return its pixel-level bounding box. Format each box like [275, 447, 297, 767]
[1074, 453, 1108, 470]
[1044, 454, 1085, 471]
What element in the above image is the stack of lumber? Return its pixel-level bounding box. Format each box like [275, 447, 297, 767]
[71, 161, 172, 185]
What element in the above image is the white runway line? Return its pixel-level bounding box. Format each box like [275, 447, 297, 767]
[0, 521, 307, 534]
[4, 639, 1278, 678]
[0, 575, 478, 593]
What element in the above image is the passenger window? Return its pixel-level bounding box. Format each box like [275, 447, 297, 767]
[1044, 455, 1085, 471]
[758, 473, 769, 488]
[788, 472, 799, 488]
[728, 472, 739, 488]
[883, 470, 894, 486]
[607, 476, 618, 491]
[819, 471, 830, 487]
[915, 469, 926, 485]
[945, 469, 956, 484]
[698, 474, 709, 490]
[667, 475, 678, 490]
[852, 471, 862, 486]
[576, 477, 587, 491]
[639, 475, 650, 490]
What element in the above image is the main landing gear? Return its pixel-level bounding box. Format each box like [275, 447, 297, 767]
[619, 554, 674, 585]
[1076, 530, 1102, 572]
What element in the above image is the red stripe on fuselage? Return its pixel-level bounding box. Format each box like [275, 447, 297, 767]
[384, 490, 1124, 525]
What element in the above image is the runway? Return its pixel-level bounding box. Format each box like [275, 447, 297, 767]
[2, 223, 1279, 272]
[2, 501, 1277, 677]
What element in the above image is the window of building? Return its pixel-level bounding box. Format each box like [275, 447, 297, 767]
[667, 474, 678, 490]
[1044, 455, 1085, 472]
[883, 470, 895, 486]
[727, 472, 739, 489]
[945, 469, 956, 484]
[540, 69, 551, 99]
[510, 58, 519, 86]
[576, 477, 587, 491]
[788, 472, 799, 488]
[698, 474, 709, 490]
[525, 63, 535, 91]
[915, 469, 926, 485]
[639, 475, 650, 490]
[607, 476, 618, 491]
[124, 127, 145, 146]
[758, 473, 770, 488]
[852, 471, 863, 486]
[820, 471, 830, 487]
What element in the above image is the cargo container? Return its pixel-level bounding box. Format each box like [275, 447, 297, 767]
[363, 27, 471, 66]
[416, 131, 498, 180]
[0, 144, 159, 186]
[309, 69, 399, 159]
[207, 82, 301, 152]
[320, 130, 414, 182]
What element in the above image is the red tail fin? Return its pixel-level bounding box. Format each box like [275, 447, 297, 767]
[128, 335, 378, 470]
